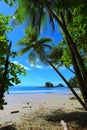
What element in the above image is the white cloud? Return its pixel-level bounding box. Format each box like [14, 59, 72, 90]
[12, 61, 31, 70]
[36, 65, 43, 69]
[30, 63, 43, 69]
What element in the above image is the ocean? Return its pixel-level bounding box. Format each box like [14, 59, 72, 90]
[8, 86, 76, 95]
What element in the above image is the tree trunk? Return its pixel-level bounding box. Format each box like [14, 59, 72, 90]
[0, 41, 12, 109]
[67, 43, 87, 105]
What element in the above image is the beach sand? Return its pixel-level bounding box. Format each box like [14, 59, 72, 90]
[0, 93, 87, 130]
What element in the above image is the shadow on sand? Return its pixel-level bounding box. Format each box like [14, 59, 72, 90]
[0, 124, 17, 130]
[44, 109, 87, 129]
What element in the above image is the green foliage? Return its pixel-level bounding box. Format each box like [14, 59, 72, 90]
[0, 15, 10, 67]
[49, 44, 63, 65]
[8, 62, 26, 85]
[50, 2, 87, 72]
[3, 0, 14, 6]
[61, 47, 72, 68]
[68, 76, 79, 88]
[70, 5, 87, 64]
[79, 94, 83, 99]
[49, 41, 73, 71]
[0, 13, 26, 109]
[60, 4, 87, 70]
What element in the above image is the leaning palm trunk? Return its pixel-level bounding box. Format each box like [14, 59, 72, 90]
[68, 43, 87, 105]
[37, 49, 87, 111]
[45, 4, 87, 105]
[61, 21, 87, 105]
[0, 41, 11, 109]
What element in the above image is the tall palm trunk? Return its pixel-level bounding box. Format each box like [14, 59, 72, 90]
[46, 4, 87, 84]
[45, 4, 87, 104]
[62, 24, 87, 87]
[37, 49, 87, 110]
[0, 41, 11, 109]
[60, 17, 87, 105]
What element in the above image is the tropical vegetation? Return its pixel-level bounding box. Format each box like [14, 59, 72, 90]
[1, 0, 87, 110]
[0, 14, 26, 109]
[68, 76, 79, 88]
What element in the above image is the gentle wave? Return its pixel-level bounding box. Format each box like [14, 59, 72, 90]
[7, 90, 73, 95]
[8, 90, 60, 94]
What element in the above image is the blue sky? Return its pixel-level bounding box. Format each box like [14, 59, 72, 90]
[0, 1, 74, 86]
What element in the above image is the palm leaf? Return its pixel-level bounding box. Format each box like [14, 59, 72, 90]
[17, 45, 32, 56]
[38, 37, 52, 44]
[17, 38, 30, 46]
[41, 43, 52, 49]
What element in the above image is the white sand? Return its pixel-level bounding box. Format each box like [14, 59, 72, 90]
[0, 93, 86, 130]
[0, 93, 84, 125]
[4, 93, 83, 109]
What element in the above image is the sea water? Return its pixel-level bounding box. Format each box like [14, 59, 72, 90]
[8, 86, 76, 95]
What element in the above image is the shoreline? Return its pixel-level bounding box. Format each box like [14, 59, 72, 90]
[5, 91, 74, 96]
[0, 93, 87, 130]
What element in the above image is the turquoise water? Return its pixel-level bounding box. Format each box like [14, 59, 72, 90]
[8, 86, 73, 95]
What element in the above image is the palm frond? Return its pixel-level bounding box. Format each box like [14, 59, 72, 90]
[16, 38, 30, 46]
[13, 1, 27, 25]
[38, 37, 53, 44]
[49, 45, 63, 64]
[17, 46, 32, 56]
[41, 43, 52, 49]
[25, 26, 38, 41]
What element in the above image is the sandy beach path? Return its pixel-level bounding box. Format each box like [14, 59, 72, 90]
[0, 93, 87, 130]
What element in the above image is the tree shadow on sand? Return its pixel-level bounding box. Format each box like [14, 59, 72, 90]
[0, 124, 17, 130]
[43, 109, 87, 129]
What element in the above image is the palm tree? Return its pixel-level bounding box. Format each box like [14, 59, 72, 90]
[17, 28, 52, 63]
[14, 0, 87, 108]
[17, 30, 87, 110]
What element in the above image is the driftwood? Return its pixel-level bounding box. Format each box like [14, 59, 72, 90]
[70, 96, 77, 100]
[10, 111, 19, 114]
